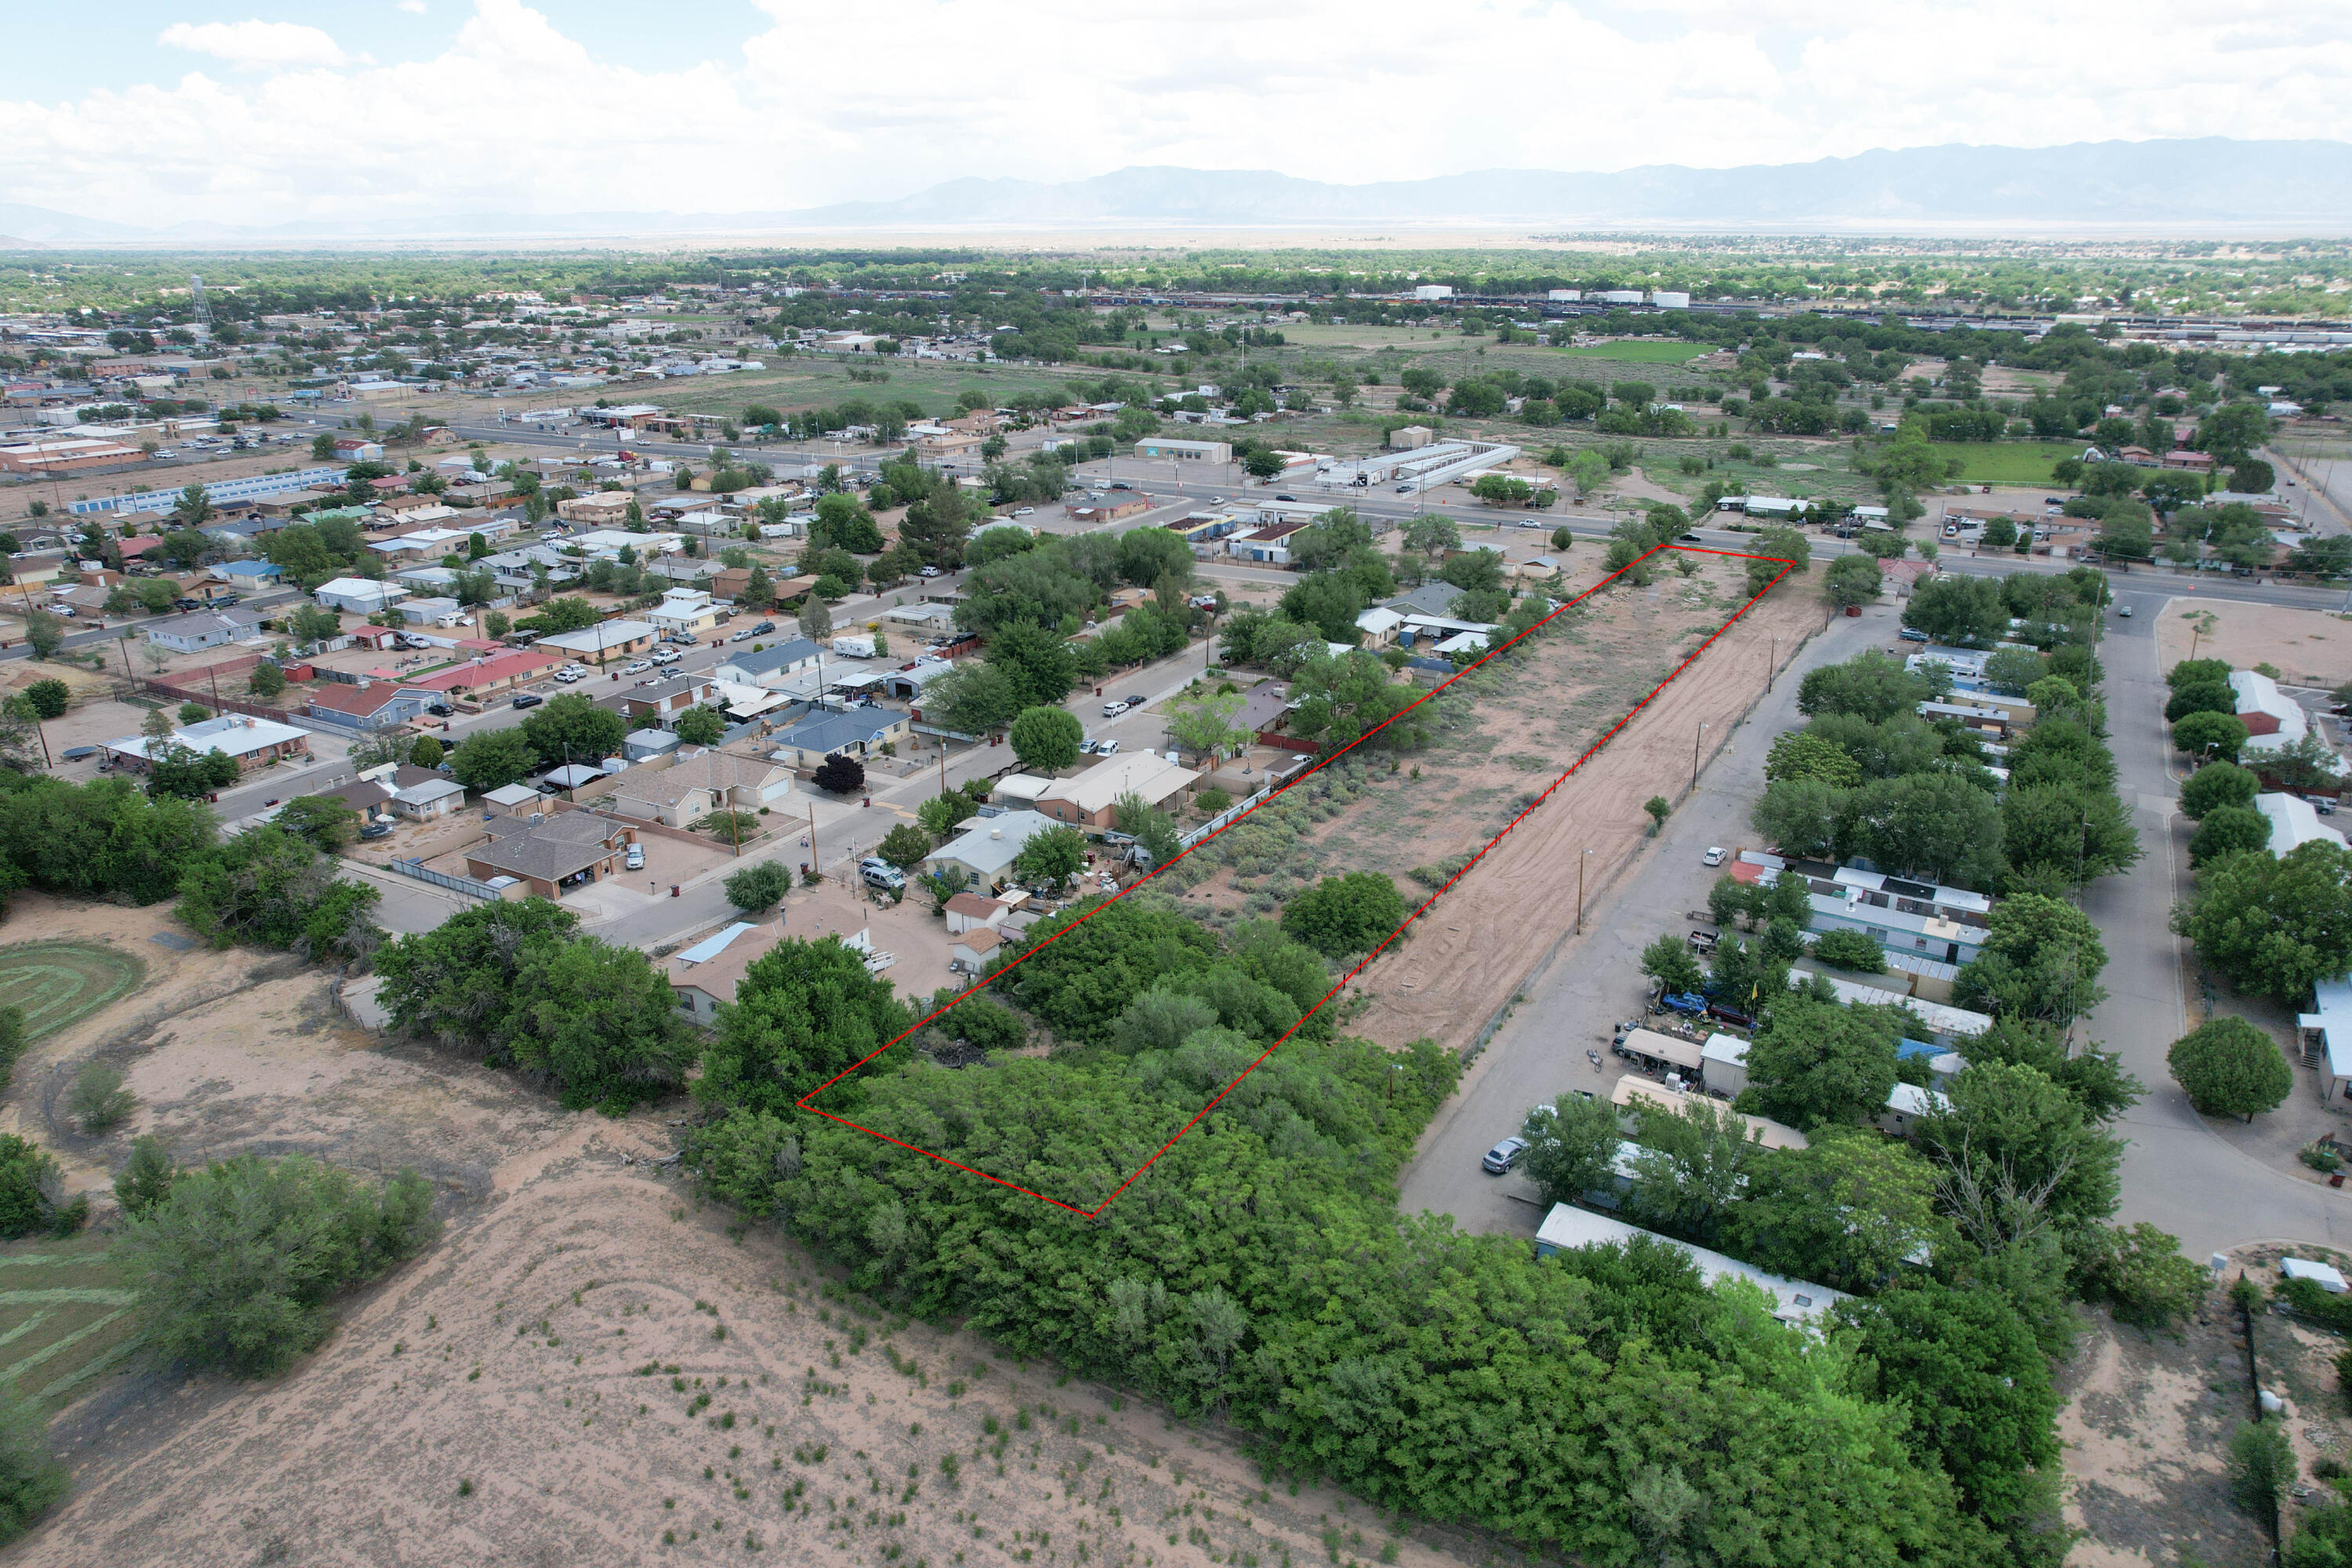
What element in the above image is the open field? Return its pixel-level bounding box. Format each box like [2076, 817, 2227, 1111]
[1933, 441, 2081, 486]
[1554, 339, 1715, 363]
[0, 1236, 139, 1415]
[0, 942, 144, 1044]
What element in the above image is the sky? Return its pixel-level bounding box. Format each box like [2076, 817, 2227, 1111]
[5, 0, 2351, 228]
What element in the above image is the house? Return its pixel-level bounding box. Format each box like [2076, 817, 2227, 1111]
[714, 681, 796, 722]
[1533, 1206, 1847, 1327]
[619, 674, 723, 722]
[648, 588, 725, 636]
[556, 491, 637, 527]
[667, 921, 775, 1024]
[142, 608, 264, 654]
[1765, 861, 1993, 967]
[925, 810, 1060, 890]
[2161, 448, 2216, 472]
[2256, 792, 2347, 853]
[387, 774, 466, 821]
[314, 577, 408, 615]
[1354, 607, 1404, 648]
[2230, 670, 2307, 743]
[103, 713, 311, 775]
[950, 925, 1002, 975]
[624, 728, 683, 764]
[1612, 1076, 1809, 1152]
[943, 892, 1012, 936]
[1876, 1080, 1952, 1138]
[400, 648, 562, 702]
[330, 437, 384, 462]
[1034, 753, 1199, 829]
[715, 638, 827, 688]
[608, 747, 794, 827]
[1699, 1033, 1749, 1098]
[211, 559, 283, 587]
[304, 681, 433, 732]
[535, 619, 658, 663]
[465, 811, 634, 899]
[2299, 977, 2352, 1104]
[769, 709, 909, 770]
[480, 782, 544, 816]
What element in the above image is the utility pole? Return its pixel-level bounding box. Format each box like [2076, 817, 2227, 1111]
[807, 800, 818, 879]
[1576, 846, 1593, 935]
[1766, 635, 1779, 693]
[1691, 721, 1709, 790]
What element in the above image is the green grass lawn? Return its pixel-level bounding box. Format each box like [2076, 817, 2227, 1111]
[1931, 441, 2082, 486]
[0, 1233, 139, 1410]
[1554, 340, 1714, 365]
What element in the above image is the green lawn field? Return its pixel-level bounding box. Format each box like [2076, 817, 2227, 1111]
[1930, 441, 2082, 486]
[0, 1233, 139, 1410]
[0, 941, 144, 1042]
[1554, 340, 1714, 365]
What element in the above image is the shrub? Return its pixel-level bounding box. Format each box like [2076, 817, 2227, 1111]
[1281, 871, 1407, 958]
[65, 1062, 135, 1135]
[2169, 1015, 2293, 1121]
[20, 681, 69, 720]
[2227, 1417, 2294, 1520]
[114, 1134, 181, 1218]
[1194, 788, 1232, 815]
[0, 1389, 67, 1545]
[1811, 929, 1886, 973]
[0, 1136, 64, 1240]
[117, 1153, 439, 1376]
[811, 754, 866, 795]
[2074, 1221, 2207, 1328]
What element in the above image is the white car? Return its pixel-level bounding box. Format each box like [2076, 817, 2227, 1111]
[622, 659, 652, 674]
[1011, 506, 1034, 517]
[1102, 699, 1130, 717]
[554, 669, 583, 684]
[1094, 738, 1120, 756]
[1701, 846, 1727, 867]
[918, 565, 941, 578]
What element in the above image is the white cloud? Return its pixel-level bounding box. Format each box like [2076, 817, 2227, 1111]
[0, 0, 2339, 228]
[397, 0, 427, 12]
[156, 19, 351, 70]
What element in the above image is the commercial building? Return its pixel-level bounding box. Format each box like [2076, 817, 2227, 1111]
[2255, 792, 2347, 853]
[71, 467, 352, 517]
[1134, 437, 1232, 464]
[2231, 670, 2309, 752]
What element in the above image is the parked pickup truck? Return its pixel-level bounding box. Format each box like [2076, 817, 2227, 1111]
[1706, 1000, 1758, 1029]
[1685, 929, 1719, 954]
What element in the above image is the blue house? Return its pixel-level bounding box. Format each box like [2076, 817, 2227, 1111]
[216, 559, 284, 586]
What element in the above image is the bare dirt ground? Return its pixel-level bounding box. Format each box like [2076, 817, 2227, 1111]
[2, 896, 1495, 1568]
[1164, 551, 1818, 1057]
[1348, 555, 1817, 1054]
[2154, 597, 2352, 690]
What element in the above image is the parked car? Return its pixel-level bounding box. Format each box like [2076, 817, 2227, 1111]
[1396, 484, 1414, 494]
[2117, 604, 2133, 618]
[1654, 991, 1708, 1018]
[1078, 739, 1102, 756]
[861, 862, 906, 891]
[512, 692, 544, 709]
[622, 659, 652, 674]
[1481, 1137, 1530, 1175]
[624, 844, 645, 871]
[1102, 699, 1130, 717]
[919, 566, 942, 578]
[426, 702, 454, 717]
[752, 621, 775, 635]
[651, 648, 681, 665]
[58, 746, 98, 762]
[1701, 846, 1726, 867]
[1094, 739, 1120, 756]
[1897, 627, 1929, 643]
[729, 627, 756, 642]
[358, 821, 393, 841]
[554, 669, 583, 684]
[1275, 494, 1297, 502]
[1124, 693, 1145, 707]
[1011, 506, 1035, 517]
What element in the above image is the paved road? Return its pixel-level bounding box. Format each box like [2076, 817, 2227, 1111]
[1396, 602, 1893, 1229]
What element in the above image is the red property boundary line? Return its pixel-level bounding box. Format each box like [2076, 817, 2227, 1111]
[798, 542, 1797, 1216]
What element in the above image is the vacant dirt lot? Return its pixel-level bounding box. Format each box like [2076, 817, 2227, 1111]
[0, 895, 1491, 1568]
[2154, 597, 2352, 690]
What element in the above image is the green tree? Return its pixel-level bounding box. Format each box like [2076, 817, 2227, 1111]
[66, 1062, 134, 1134]
[1007, 706, 1084, 773]
[521, 693, 625, 768]
[1956, 894, 2109, 1025]
[877, 822, 932, 870]
[2170, 710, 2248, 764]
[1918, 1059, 2123, 1236]
[1163, 691, 1253, 764]
[1401, 515, 1461, 563]
[673, 706, 727, 746]
[273, 794, 359, 853]
[1823, 554, 1882, 609]
[1796, 650, 1933, 722]
[448, 726, 537, 791]
[408, 735, 442, 771]
[1643, 795, 1671, 833]
[1813, 928, 1886, 972]
[1737, 995, 1903, 1129]
[2189, 804, 2272, 866]
[1731, 1129, 1951, 1292]
[1901, 575, 2009, 648]
[0, 1136, 68, 1240]
[2172, 840, 2352, 1002]
[695, 935, 910, 1116]
[1840, 771, 2005, 888]
[2169, 1014, 2293, 1120]
[724, 861, 793, 913]
[1834, 1280, 2060, 1542]
[1518, 1092, 1624, 1207]
[1639, 933, 1704, 998]
[1763, 729, 1864, 788]
[114, 1134, 181, 1218]
[984, 622, 1077, 710]
[2180, 760, 2259, 818]
[21, 612, 63, 661]
[246, 660, 287, 700]
[115, 1152, 438, 1376]
[1621, 1091, 1768, 1246]
[287, 604, 342, 643]
[1281, 872, 1406, 958]
[1750, 776, 1845, 860]
[145, 745, 240, 800]
[1014, 826, 1087, 887]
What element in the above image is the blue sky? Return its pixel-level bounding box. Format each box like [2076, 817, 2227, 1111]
[5, 1, 2348, 228]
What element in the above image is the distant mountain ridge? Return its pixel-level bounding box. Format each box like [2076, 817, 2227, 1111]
[4, 138, 2349, 245]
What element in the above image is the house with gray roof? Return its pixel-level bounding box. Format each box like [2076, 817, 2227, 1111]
[143, 607, 267, 653]
[769, 708, 910, 769]
[924, 810, 1058, 889]
[464, 811, 634, 899]
[716, 638, 825, 688]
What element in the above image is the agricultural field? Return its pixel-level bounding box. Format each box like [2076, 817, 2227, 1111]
[0, 942, 145, 1044]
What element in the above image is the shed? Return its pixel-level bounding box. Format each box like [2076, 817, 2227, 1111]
[481, 782, 543, 815]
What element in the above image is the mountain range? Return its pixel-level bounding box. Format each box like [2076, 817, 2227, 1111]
[4, 138, 2349, 245]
